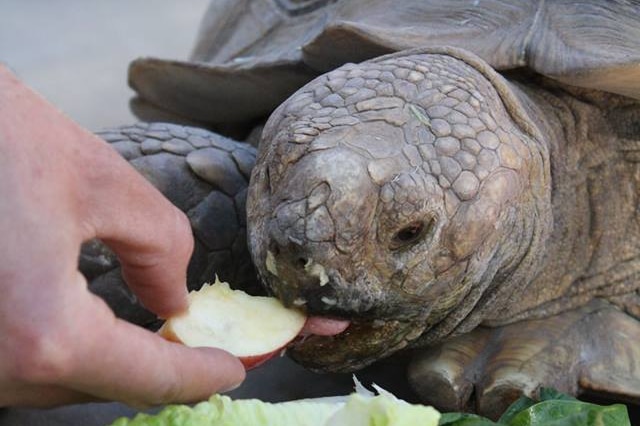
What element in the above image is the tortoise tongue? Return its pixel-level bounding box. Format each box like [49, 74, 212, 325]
[301, 317, 350, 336]
[291, 320, 427, 373]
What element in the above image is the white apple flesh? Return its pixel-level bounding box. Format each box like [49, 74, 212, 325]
[159, 280, 307, 369]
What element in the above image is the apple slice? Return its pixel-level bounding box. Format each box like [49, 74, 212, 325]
[159, 279, 306, 369]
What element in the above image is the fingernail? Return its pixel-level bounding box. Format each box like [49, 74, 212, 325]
[221, 381, 243, 393]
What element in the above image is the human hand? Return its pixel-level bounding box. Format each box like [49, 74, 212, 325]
[0, 66, 245, 407]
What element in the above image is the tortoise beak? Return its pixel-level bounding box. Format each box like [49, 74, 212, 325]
[261, 236, 362, 317]
[288, 317, 428, 373]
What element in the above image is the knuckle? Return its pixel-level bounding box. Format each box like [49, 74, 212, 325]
[157, 208, 193, 262]
[126, 207, 194, 270]
[172, 209, 194, 257]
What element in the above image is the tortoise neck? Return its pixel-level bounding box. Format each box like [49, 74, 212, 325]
[489, 81, 640, 323]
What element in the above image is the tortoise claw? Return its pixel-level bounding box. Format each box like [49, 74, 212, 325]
[408, 327, 492, 413]
[409, 299, 640, 419]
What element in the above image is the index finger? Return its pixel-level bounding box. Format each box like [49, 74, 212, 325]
[76, 133, 194, 319]
[3, 76, 195, 320]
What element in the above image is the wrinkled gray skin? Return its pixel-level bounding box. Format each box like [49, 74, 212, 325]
[247, 47, 640, 371]
[242, 49, 640, 419]
[247, 48, 551, 364]
[82, 1, 640, 416]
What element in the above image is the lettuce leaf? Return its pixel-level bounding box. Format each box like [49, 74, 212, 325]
[108, 384, 629, 426]
[110, 396, 340, 426]
[326, 392, 439, 426]
[109, 389, 440, 426]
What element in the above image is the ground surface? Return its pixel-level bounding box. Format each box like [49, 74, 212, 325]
[0, 1, 411, 425]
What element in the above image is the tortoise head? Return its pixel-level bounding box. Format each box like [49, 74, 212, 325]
[247, 48, 552, 372]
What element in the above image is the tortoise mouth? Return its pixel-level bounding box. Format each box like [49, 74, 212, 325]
[288, 316, 427, 373]
[261, 266, 433, 371]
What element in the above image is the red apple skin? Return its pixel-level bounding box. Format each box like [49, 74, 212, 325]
[158, 323, 291, 370]
[239, 349, 282, 370]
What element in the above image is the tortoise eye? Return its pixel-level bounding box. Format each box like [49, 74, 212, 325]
[390, 220, 432, 250]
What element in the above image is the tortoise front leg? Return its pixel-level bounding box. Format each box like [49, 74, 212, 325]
[80, 123, 259, 327]
[409, 299, 640, 420]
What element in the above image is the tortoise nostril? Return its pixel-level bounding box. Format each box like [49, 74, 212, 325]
[296, 257, 308, 269]
[267, 238, 307, 270]
[269, 241, 281, 256]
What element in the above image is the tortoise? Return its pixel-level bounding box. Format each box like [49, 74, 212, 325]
[83, 0, 640, 419]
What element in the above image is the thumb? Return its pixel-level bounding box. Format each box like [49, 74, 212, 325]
[60, 286, 245, 406]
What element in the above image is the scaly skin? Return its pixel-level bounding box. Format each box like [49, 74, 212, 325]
[409, 299, 640, 420]
[408, 74, 640, 417]
[247, 48, 640, 374]
[248, 48, 553, 371]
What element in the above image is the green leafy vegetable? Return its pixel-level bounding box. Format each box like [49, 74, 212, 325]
[325, 393, 439, 426]
[439, 412, 498, 425]
[109, 389, 440, 426]
[440, 388, 630, 426]
[538, 388, 577, 402]
[108, 383, 629, 426]
[109, 396, 340, 426]
[496, 396, 536, 423]
[507, 400, 629, 426]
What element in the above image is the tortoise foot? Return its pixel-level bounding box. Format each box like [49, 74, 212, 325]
[408, 299, 640, 419]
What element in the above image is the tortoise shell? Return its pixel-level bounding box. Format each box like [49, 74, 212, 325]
[129, 0, 640, 127]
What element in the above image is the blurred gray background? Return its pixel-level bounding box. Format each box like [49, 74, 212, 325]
[0, 0, 210, 130]
[0, 1, 413, 425]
